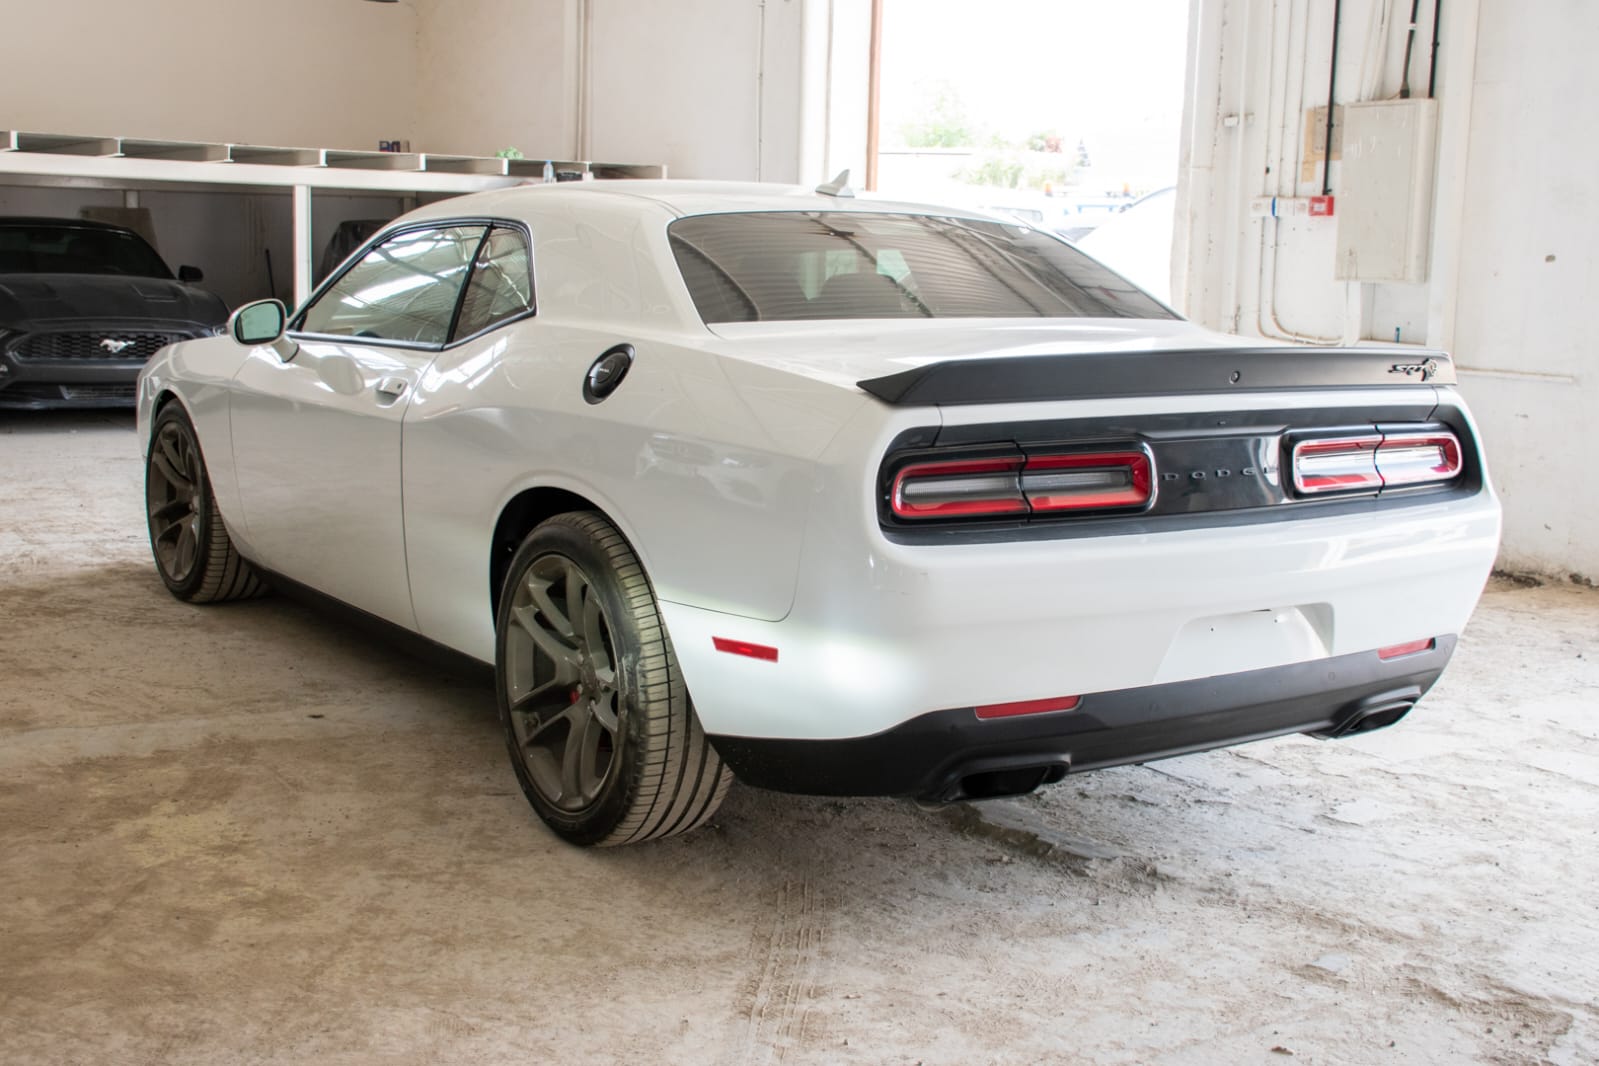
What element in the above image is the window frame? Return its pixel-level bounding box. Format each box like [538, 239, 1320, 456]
[289, 216, 537, 351]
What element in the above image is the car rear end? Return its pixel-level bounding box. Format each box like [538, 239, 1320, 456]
[650, 195, 1500, 801]
[670, 359, 1498, 802]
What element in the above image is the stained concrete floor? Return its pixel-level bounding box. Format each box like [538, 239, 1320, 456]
[2, 410, 1597, 1066]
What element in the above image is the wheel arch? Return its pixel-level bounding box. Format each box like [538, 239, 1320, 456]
[491, 486, 619, 619]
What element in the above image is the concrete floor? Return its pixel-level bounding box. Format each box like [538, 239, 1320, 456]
[2, 411, 1597, 1066]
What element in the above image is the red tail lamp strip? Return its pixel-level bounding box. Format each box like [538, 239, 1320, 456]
[1292, 435, 1383, 493]
[1375, 433, 1463, 486]
[974, 695, 1082, 720]
[1378, 638, 1435, 660]
[713, 637, 779, 662]
[1292, 430, 1463, 495]
[891, 450, 1152, 520]
[1023, 451, 1153, 511]
[890, 456, 1027, 518]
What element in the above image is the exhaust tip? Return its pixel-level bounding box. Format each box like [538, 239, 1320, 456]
[1311, 686, 1422, 739]
[922, 757, 1071, 804]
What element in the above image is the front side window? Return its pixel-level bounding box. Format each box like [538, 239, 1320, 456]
[453, 226, 534, 338]
[668, 211, 1176, 324]
[298, 225, 486, 345]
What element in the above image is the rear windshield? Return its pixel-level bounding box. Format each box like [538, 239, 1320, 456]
[0, 223, 173, 278]
[668, 211, 1175, 324]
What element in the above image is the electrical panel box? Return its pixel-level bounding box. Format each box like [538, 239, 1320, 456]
[1334, 99, 1438, 283]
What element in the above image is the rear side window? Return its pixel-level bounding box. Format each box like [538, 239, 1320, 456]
[453, 226, 534, 339]
[668, 211, 1175, 324]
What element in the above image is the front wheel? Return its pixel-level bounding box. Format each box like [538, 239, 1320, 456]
[144, 404, 267, 603]
[495, 511, 733, 846]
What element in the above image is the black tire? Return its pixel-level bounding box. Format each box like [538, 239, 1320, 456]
[495, 511, 733, 846]
[144, 403, 268, 603]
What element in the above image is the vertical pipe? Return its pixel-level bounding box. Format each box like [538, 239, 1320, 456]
[1428, 0, 1442, 97]
[755, 0, 766, 180]
[865, 0, 884, 191]
[1322, 0, 1341, 196]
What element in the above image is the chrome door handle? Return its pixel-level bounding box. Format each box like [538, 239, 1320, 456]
[374, 377, 408, 400]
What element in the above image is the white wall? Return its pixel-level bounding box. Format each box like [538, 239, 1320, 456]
[1178, 0, 1597, 580]
[412, 0, 576, 158]
[408, 0, 863, 183]
[0, 0, 417, 149]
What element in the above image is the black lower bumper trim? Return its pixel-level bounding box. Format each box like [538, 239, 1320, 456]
[708, 636, 1457, 802]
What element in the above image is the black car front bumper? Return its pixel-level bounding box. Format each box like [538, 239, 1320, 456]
[0, 324, 206, 409]
[708, 636, 1456, 803]
[0, 354, 148, 408]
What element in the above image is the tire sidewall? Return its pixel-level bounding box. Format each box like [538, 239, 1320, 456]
[494, 516, 655, 845]
[146, 404, 217, 600]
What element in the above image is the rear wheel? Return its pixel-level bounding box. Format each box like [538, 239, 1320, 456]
[496, 511, 732, 846]
[144, 404, 267, 603]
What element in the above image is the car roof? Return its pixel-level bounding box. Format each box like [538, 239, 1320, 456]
[403, 180, 1014, 227]
[0, 216, 141, 233]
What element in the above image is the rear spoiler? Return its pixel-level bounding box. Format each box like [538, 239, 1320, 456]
[856, 346, 1454, 406]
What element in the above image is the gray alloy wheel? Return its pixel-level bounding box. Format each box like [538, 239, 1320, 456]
[496, 511, 733, 846]
[144, 404, 266, 603]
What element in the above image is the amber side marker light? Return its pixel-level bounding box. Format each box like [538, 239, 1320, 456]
[712, 637, 779, 662]
[974, 695, 1082, 720]
[1378, 638, 1435, 660]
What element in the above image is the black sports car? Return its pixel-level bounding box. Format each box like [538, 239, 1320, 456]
[0, 217, 228, 409]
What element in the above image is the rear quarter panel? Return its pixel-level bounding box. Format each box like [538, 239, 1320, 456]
[401, 322, 867, 662]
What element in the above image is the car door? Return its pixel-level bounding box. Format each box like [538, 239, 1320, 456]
[228, 223, 488, 628]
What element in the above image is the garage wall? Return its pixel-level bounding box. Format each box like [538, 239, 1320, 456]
[412, 0, 576, 158]
[587, 0, 799, 180]
[1177, 0, 1597, 581]
[0, 0, 416, 149]
[408, 0, 864, 183]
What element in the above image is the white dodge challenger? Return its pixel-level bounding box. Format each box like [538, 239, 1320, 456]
[136, 180, 1501, 846]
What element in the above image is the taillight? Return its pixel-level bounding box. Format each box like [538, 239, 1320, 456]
[1023, 451, 1152, 512]
[1292, 429, 1462, 496]
[890, 456, 1027, 518]
[1375, 432, 1463, 487]
[1292, 435, 1383, 494]
[890, 448, 1153, 521]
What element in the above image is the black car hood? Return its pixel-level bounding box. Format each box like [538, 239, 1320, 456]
[0, 274, 228, 330]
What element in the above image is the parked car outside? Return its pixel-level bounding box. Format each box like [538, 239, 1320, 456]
[0, 217, 227, 409]
[135, 181, 1500, 847]
[1076, 186, 1178, 303]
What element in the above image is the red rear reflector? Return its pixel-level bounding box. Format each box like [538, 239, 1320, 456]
[713, 637, 779, 662]
[974, 695, 1082, 720]
[1378, 638, 1434, 660]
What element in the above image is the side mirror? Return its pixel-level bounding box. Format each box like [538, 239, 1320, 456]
[228, 299, 299, 361]
[178, 265, 205, 283]
[230, 299, 287, 345]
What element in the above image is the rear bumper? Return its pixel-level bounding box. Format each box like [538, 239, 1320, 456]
[709, 636, 1455, 801]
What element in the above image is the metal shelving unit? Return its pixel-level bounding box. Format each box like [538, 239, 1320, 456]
[0, 130, 666, 303]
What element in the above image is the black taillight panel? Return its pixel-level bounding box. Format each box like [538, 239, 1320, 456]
[878, 404, 1483, 538]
